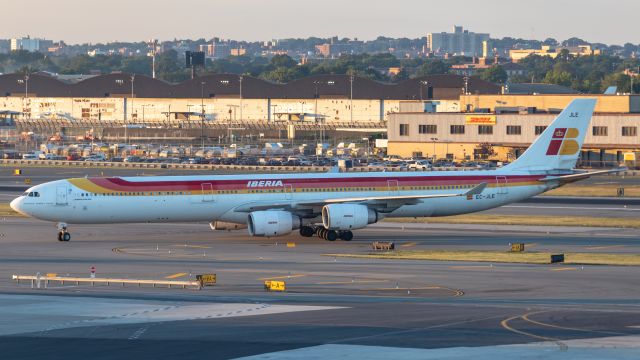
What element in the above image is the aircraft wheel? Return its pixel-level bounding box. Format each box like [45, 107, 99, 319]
[57, 232, 64, 242]
[325, 230, 338, 241]
[299, 226, 315, 237]
[63, 232, 71, 242]
[339, 231, 353, 241]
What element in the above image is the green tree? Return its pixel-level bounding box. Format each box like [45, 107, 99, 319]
[480, 65, 508, 84]
[416, 60, 450, 76]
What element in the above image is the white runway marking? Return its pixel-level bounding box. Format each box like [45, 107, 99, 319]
[0, 294, 343, 336]
[236, 336, 640, 359]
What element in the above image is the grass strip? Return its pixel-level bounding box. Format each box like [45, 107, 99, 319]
[384, 214, 640, 229]
[326, 250, 640, 266]
[0, 203, 20, 217]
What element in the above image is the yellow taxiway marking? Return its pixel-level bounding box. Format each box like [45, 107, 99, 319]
[165, 272, 188, 279]
[258, 274, 306, 280]
[173, 244, 211, 249]
[316, 280, 389, 285]
[550, 267, 577, 271]
[585, 245, 626, 250]
[400, 242, 418, 248]
[501, 312, 562, 344]
[521, 313, 624, 336]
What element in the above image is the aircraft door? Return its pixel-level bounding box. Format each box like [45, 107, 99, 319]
[201, 183, 214, 202]
[387, 180, 399, 196]
[283, 184, 293, 200]
[56, 186, 68, 205]
[496, 176, 508, 195]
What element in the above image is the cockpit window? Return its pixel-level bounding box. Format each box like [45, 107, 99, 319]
[24, 191, 40, 197]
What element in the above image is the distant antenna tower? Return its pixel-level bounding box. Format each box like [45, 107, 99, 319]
[148, 39, 158, 78]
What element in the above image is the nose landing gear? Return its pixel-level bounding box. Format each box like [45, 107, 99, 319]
[57, 223, 70, 242]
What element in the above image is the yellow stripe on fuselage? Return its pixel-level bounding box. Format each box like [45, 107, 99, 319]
[68, 178, 117, 194]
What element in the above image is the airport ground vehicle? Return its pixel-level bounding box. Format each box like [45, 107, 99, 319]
[11, 100, 621, 242]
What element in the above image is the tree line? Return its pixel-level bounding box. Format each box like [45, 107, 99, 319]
[2, 49, 639, 93]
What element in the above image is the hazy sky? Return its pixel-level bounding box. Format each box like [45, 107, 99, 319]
[3, 0, 638, 45]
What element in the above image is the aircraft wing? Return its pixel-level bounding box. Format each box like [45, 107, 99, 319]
[233, 182, 487, 214]
[540, 168, 627, 185]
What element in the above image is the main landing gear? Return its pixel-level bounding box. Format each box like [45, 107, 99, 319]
[57, 223, 70, 242]
[299, 226, 353, 241]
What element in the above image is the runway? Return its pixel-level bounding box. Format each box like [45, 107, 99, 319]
[1, 218, 640, 359]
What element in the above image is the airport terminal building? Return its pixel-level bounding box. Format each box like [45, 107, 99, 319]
[0, 73, 499, 124]
[388, 94, 640, 165]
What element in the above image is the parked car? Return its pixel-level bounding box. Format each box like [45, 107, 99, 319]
[383, 155, 404, 162]
[408, 160, 432, 170]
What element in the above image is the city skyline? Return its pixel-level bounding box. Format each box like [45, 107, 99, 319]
[3, 0, 639, 45]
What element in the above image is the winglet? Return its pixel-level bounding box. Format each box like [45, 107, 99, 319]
[464, 182, 487, 196]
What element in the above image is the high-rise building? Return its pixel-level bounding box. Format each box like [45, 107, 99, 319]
[10, 37, 41, 52]
[426, 26, 489, 56]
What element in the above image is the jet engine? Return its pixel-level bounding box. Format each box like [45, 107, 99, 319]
[248, 211, 301, 237]
[322, 204, 378, 230]
[210, 221, 247, 231]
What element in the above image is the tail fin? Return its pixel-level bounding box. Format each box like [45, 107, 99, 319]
[504, 99, 596, 172]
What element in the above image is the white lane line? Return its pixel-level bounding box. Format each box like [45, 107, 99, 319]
[503, 205, 640, 211]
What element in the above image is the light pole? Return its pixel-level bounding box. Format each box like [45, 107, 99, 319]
[201, 81, 206, 152]
[430, 137, 438, 161]
[313, 80, 323, 144]
[463, 75, 469, 95]
[128, 74, 135, 145]
[350, 75, 354, 122]
[24, 74, 29, 99]
[419, 80, 429, 101]
[239, 75, 243, 121]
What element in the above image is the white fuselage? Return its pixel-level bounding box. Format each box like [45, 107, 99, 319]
[11, 170, 550, 225]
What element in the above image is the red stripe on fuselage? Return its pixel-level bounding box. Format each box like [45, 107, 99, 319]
[89, 174, 546, 192]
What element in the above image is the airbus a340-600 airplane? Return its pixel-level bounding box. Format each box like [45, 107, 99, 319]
[11, 99, 619, 242]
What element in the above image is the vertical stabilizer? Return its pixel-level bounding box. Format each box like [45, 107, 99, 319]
[504, 99, 596, 172]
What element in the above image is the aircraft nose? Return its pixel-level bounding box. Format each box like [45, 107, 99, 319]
[10, 197, 25, 215]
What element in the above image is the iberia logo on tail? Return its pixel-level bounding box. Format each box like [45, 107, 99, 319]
[546, 128, 580, 156]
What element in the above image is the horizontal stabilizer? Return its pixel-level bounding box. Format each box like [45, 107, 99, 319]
[540, 168, 627, 184]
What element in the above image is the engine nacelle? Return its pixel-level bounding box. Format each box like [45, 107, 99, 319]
[322, 204, 378, 230]
[210, 221, 247, 231]
[248, 211, 301, 237]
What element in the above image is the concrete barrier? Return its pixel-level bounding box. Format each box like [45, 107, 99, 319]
[12, 274, 201, 289]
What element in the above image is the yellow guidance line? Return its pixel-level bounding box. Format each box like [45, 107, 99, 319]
[400, 242, 418, 248]
[316, 280, 389, 285]
[165, 272, 188, 279]
[585, 245, 626, 250]
[449, 265, 494, 269]
[258, 274, 306, 280]
[522, 313, 625, 336]
[500, 312, 565, 347]
[550, 267, 577, 271]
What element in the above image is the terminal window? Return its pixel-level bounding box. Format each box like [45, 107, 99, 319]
[622, 126, 637, 136]
[418, 124, 437, 134]
[506, 125, 521, 135]
[399, 123, 409, 136]
[592, 126, 608, 136]
[450, 125, 465, 135]
[478, 125, 493, 135]
[534, 126, 547, 135]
